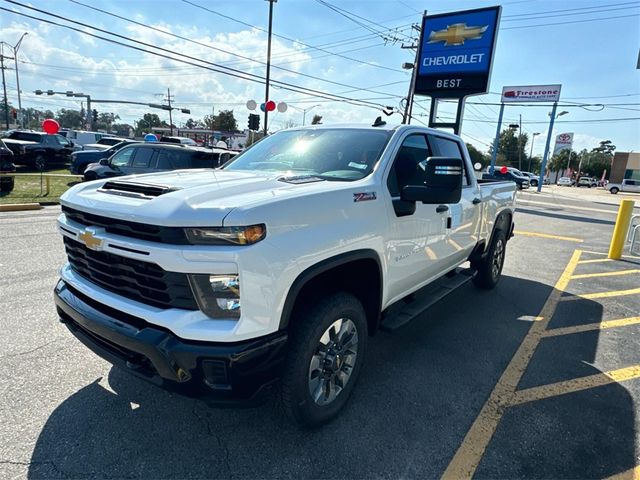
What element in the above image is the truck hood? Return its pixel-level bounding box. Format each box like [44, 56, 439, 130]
[61, 169, 334, 227]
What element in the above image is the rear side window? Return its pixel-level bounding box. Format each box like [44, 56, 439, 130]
[9, 132, 42, 142]
[131, 148, 155, 168]
[429, 136, 470, 186]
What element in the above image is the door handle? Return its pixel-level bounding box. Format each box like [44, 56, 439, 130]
[472, 197, 482, 204]
[436, 204, 449, 213]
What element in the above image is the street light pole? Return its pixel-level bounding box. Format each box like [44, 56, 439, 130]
[528, 132, 540, 172]
[0, 44, 9, 129]
[12, 33, 28, 128]
[264, 0, 277, 135]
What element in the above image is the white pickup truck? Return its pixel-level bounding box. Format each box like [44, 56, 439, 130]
[608, 178, 640, 194]
[54, 124, 516, 426]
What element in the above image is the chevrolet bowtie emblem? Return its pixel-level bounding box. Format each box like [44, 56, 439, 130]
[427, 23, 488, 46]
[78, 230, 103, 251]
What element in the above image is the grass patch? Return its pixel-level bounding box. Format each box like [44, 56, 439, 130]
[0, 166, 82, 205]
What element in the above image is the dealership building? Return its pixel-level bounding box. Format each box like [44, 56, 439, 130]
[610, 152, 640, 183]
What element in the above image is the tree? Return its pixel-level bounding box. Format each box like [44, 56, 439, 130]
[96, 112, 120, 132]
[216, 110, 237, 132]
[55, 109, 84, 129]
[135, 113, 165, 136]
[549, 149, 579, 176]
[465, 143, 489, 169]
[311, 114, 323, 125]
[202, 114, 217, 130]
[112, 123, 133, 138]
[591, 140, 616, 156]
[578, 150, 612, 180]
[185, 118, 200, 129]
[489, 128, 529, 169]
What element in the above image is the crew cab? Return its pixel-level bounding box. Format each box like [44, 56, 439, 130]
[608, 179, 640, 194]
[3, 130, 76, 167]
[69, 140, 138, 174]
[54, 124, 516, 427]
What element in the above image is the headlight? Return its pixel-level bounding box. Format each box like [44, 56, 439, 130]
[185, 224, 266, 245]
[188, 274, 241, 319]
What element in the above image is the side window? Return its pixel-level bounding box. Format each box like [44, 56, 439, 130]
[155, 150, 173, 169]
[387, 134, 430, 197]
[131, 148, 154, 168]
[57, 136, 70, 146]
[429, 136, 470, 186]
[110, 147, 136, 167]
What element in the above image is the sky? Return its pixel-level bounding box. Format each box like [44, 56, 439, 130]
[1, 0, 639, 157]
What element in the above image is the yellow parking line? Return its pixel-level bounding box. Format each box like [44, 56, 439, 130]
[577, 258, 613, 265]
[561, 287, 640, 301]
[581, 250, 640, 260]
[544, 316, 640, 337]
[606, 465, 640, 480]
[514, 230, 583, 243]
[442, 249, 582, 480]
[571, 269, 640, 279]
[511, 365, 640, 406]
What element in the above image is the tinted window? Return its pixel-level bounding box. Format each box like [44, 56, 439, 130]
[429, 136, 469, 186]
[131, 148, 154, 168]
[387, 134, 430, 197]
[627, 180, 637, 186]
[110, 147, 135, 167]
[57, 135, 70, 146]
[155, 149, 217, 170]
[8, 132, 42, 142]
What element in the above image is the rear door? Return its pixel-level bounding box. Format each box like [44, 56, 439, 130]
[624, 180, 640, 192]
[428, 135, 482, 267]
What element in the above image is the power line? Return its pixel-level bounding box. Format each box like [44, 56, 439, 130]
[2, 3, 397, 112]
[501, 1, 639, 18]
[501, 12, 640, 30]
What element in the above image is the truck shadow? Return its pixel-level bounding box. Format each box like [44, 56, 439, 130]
[27, 276, 636, 479]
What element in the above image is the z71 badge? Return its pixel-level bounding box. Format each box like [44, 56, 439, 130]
[353, 192, 377, 202]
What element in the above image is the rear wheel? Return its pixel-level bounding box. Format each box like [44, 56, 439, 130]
[531, 179, 538, 187]
[281, 293, 367, 428]
[472, 230, 507, 290]
[610, 187, 619, 194]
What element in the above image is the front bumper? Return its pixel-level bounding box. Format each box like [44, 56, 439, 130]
[54, 279, 288, 405]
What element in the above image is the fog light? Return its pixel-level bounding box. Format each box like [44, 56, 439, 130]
[209, 275, 240, 316]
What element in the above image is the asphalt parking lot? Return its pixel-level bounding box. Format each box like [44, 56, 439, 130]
[1, 187, 639, 479]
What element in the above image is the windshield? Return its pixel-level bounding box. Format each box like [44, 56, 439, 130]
[223, 128, 392, 181]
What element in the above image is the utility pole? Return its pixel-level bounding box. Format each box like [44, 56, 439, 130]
[0, 46, 9, 129]
[517, 114, 522, 170]
[401, 20, 423, 124]
[10, 33, 28, 128]
[166, 87, 173, 135]
[264, 0, 276, 135]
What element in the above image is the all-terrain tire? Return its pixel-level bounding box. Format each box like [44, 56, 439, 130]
[472, 229, 507, 290]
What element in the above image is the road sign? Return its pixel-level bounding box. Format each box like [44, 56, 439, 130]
[501, 85, 562, 103]
[415, 6, 501, 98]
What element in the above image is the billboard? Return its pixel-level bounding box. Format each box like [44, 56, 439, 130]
[501, 85, 562, 103]
[415, 6, 501, 98]
[553, 132, 574, 155]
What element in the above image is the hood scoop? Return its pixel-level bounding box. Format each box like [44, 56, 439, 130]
[278, 175, 325, 185]
[98, 181, 181, 199]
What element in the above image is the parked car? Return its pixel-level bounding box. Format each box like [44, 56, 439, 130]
[69, 140, 138, 174]
[608, 179, 640, 194]
[577, 177, 598, 188]
[520, 171, 541, 186]
[2, 130, 76, 167]
[55, 123, 517, 426]
[82, 136, 130, 151]
[83, 143, 232, 181]
[557, 177, 574, 186]
[159, 136, 198, 146]
[64, 130, 109, 147]
[0, 139, 16, 193]
[482, 166, 530, 189]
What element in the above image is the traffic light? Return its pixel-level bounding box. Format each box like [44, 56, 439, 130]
[92, 109, 98, 122]
[11, 109, 17, 120]
[508, 123, 519, 130]
[248, 113, 260, 131]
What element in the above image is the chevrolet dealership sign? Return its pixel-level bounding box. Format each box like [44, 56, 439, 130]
[501, 85, 562, 103]
[415, 6, 501, 98]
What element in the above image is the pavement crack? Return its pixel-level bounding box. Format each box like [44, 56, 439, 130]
[191, 401, 233, 478]
[0, 338, 66, 359]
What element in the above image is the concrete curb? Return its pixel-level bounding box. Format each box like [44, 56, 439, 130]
[0, 203, 44, 212]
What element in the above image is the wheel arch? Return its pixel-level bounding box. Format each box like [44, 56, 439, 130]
[470, 209, 513, 264]
[279, 249, 383, 335]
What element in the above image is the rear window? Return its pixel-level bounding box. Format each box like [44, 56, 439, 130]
[8, 132, 42, 142]
[155, 149, 220, 170]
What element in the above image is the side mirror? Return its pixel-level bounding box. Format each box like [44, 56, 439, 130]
[99, 159, 109, 166]
[401, 157, 463, 205]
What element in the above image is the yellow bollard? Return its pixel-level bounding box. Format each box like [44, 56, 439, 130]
[608, 199, 636, 259]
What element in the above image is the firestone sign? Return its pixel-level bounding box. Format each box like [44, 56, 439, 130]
[501, 85, 562, 103]
[415, 6, 501, 98]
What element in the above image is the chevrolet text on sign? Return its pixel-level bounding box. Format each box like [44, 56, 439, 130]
[415, 6, 501, 98]
[501, 85, 562, 103]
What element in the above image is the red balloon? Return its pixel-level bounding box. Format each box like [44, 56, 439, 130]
[42, 118, 60, 135]
[500, 166, 508, 174]
[266, 100, 276, 112]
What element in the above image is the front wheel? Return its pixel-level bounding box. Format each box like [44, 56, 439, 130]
[84, 170, 98, 181]
[281, 293, 367, 428]
[472, 230, 507, 290]
[531, 180, 538, 187]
